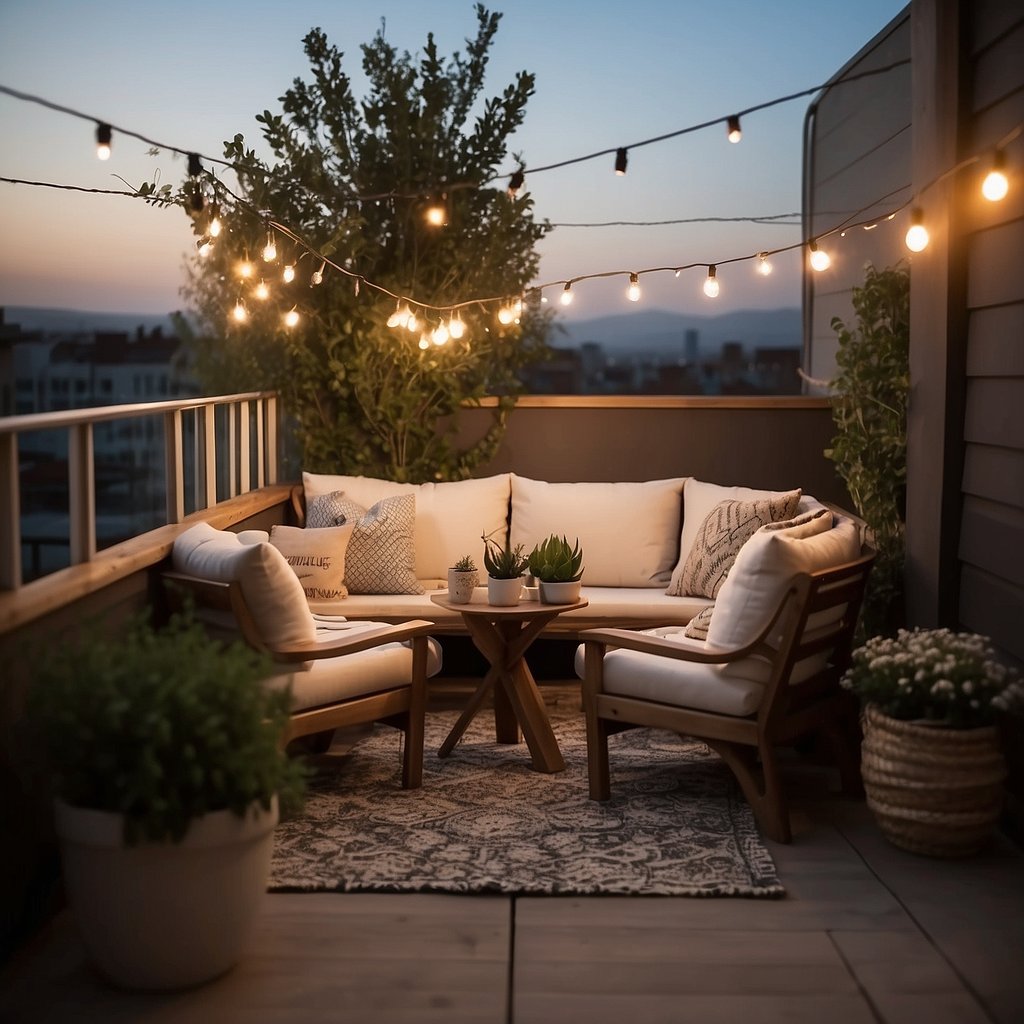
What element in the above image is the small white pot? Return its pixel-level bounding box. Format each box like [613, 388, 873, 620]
[447, 568, 479, 604]
[487, 575, 523, 606]
[54, 796, 279, 990]
[539, 580, 582, 604]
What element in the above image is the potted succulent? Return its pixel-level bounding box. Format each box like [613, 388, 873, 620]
[27, 607, 306, 990]
[841, 627, 1021, 858]
[481, 530, 528, 605]
[527, 534, 585, 604]
[447, 554, 479, 605]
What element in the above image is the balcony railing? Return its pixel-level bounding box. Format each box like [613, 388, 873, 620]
[0, 392, 279, 591]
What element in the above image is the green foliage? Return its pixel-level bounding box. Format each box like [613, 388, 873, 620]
[183, 6, 553, 483]
[27, 609, 306, 845]
[826, 262, 909, 637]
[481, 530, 527, 579]
[452, 554, 476, 571]
[527, 534, 584, 582]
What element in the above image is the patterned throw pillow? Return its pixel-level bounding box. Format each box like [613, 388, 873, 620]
[684, 606, 714, 641]
[667, 491, 801, 598]
[269, 524, 355, 607]
[309, 492, 423, 595]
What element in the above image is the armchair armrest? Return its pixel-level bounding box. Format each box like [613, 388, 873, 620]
[272, 620, 436, 663]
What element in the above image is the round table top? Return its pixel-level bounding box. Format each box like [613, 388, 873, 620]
[429, 592, 588, 619]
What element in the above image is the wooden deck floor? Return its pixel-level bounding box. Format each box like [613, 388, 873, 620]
[3, 685, 1023, 1024]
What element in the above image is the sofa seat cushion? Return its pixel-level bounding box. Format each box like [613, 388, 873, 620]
[563, 587, 711, 624]
[172, 522, 316, 649]
[509, 475, 686, 588]
[262, 619, 442, 712]
[303, 472, 511, 581]
[573, 628, 767, 717]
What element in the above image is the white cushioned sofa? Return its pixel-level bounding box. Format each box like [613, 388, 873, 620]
[283, 471, 866, 637]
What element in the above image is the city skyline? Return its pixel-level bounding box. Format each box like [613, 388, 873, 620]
[0, 1, 906, 323]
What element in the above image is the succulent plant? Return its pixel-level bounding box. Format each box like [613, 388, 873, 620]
[481, 531, 528, 579]
[528, 534, 584, 583]
[452, 554, 477, 571]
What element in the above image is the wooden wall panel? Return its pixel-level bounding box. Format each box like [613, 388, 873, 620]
[966, 220, 1024, 308]
[966, 304, 1024, 375]
[962, 444, 1024, 507]
[959, 563, 1024, 661]
[959, 496, 1024, 586]
[963, 378, 1024, 449]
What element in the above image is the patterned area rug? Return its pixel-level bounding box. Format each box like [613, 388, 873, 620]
[269, 701, 784, 897]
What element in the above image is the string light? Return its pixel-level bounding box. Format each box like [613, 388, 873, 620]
[727, 115, 742, 144]
[808, 239, 831, 272]
[431, 323, 450, 346]
[237, 256, 254, 279]
[627, 273, 641, 302]
[208, 211, 222, 237]
[406, 311, 420, 333]
[560, 282, 574, 306]
[982, 151, 1008, 201]
[95, 122, 111, 160]
[254, 279, 270, 300]
[310, 259, 326, 285]
[703, 265, 720, 297]
[283, 307, 299, 328]
[614, 148, 628, 176]
[497, 304, 515, 325]
[905, 207, 930, 252]
[507, 168, 525, 198]
[756, 252, 773, 276]
[282, 263, 295, 283]
[448, 316, 466, 339]
[262, 233, 277, 262]
[197, 238, 213, 258]
[425, 196, 447, 226]
[187, 153, 203, 177]
[231, 299, 247, 323]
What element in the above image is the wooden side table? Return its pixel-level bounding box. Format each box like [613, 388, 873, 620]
[429, 593, 588, 773]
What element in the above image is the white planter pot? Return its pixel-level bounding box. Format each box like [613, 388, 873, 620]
[487, 575, 523, 606]
[54, 796, 279, 990]
[539, 580, 582, 604]
[447, 568, 479, 604]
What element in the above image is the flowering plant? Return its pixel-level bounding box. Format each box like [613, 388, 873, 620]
[841, 628, 1021, 729]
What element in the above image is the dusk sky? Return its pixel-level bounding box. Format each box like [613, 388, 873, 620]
[0, 0, 907, 323]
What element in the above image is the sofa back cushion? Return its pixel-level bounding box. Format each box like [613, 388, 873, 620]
[172, 522, 316, 648]
[509, 475, 686, 588]
[303, 472, 511, 583]
[705, 509, 860, 651]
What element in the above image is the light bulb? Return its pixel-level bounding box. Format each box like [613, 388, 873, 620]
[615, 148, 628, 176]
[726, 115, 741, 144]
[262, 234, 277, 262]
[237, 258, 254, 279]
[208, 214, 222, 238]
[284, 308, 299, 328]
[627, 273, 641, 302]
[425, 197, 446, 226]
[756, 253, 773, 276]
[982, 152, 1009, 202]
[418, 336, 430, 350]
[809, 240, 831, 272]
[282, 264, 295, 283]
[432, 324, 449, 346]
[254, 280, 270, 301]
[95, 123, 112, 160]
[497, 305, 515, 325]
[560, 283, 574, 306]
[232, 300, 247, 323]
[905, 208, 930, 252]
[448, 317, 466, 339]
[311, 260, 326, 285]
[387, 305, 411, 329]
[507, 169, 525, 198]
[406, 312, 420, 333]
[703, 265, 720, 298]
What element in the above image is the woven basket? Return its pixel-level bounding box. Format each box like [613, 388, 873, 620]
[861, 703, 1007, 858]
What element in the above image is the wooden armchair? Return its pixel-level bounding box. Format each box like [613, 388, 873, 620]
[164, 522, 441, 788]
[580, 545, 875, 843]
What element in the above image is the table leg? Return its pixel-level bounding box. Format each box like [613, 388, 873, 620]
[501, 659, 566, 774]
[492, 672, 521, 744]
[437, 666, 499, 758]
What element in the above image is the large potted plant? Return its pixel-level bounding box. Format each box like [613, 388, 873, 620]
[481, 531, 528, 606]
[842, 627, 1020, 857]
[27, 608, 306, 990]
[527, 534, 585, 604]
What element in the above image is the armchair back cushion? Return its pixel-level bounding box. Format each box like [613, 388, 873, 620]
[171, 522, 316, 648]
[303, 472, 511, 584]
[509, 474, 686, 587]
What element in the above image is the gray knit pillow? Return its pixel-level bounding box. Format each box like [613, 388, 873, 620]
[668, 491, 801, 598]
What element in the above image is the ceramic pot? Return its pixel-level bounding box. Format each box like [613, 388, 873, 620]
[447, 568, 479, 604]
[538, 579, 582, 604]
[487, 575, 523, 606]
[54, 796, 279, 990]
[860, 704, 1006, 858]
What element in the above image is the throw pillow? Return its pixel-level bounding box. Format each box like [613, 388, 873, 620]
[313, 493, 423, 595]
[306, 489, 350, 529]
[684, 606, 714, 641]
[269, 523, 355, 608]
[667, 492, 802, 598]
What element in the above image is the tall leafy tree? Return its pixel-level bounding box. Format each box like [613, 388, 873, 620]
[184, 6, 551, 481]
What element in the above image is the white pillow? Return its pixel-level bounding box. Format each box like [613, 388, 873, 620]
[302, 471, 511, 582]
[669, 479, 802, 594]
[509, 475, 686, 588]
[705, 509, 858, 651]
[270, 523, 355, 609]
[171, 522, 316, 649]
